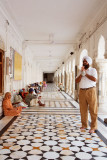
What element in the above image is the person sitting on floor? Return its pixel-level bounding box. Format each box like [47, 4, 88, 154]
[2, 92, 22, 116]
[39, 82, 43, 92]
[34, 86, 41, 94]
[59, 83, 64, 91]
[25, 88, 45, 107]
[38, 96, 45, 106]
[14, 90, 28, 108]
[43, 81, 47, 87]
[22, 88, 28, 98]
[19, 89, 23, 98]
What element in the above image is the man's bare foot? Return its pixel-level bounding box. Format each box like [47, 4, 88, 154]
[89, 129, 95, 133]
[80, 127, 86, 129]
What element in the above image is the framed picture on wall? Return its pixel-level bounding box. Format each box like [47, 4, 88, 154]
[14, 51, 22, 80]
[10, 47, 15, 78]
[9, 58, 12, 76]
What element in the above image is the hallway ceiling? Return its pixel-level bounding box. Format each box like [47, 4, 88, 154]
[1, 0, 104, 73]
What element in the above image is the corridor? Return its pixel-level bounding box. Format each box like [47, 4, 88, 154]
[0, 84, 107, 160]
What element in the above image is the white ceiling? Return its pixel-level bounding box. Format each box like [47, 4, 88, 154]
[1, 0, 104, 73]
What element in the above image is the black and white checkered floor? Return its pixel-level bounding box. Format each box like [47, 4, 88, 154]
[0, 84, 107, 160]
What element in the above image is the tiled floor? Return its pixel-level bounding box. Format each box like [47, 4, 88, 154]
[0, 84, 107, 160]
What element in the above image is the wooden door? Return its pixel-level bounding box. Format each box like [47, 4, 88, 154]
[0, 49, 4, 94]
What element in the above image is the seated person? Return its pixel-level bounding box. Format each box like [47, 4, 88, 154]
[2, 92, 22, 116]
[39, 82, 43, 92]
[43, 81, 47, 87]
[38, 96, 45, 106]
[22, 88, 28, 98]
[25, 88, 45, 107]
[14, 90, 28, 108]
[34, 86, 40, 94]
[18, 89, 23, 98]
[59, 83, 64, 91]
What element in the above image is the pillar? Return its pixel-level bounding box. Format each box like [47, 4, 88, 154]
[96, 58, 107, 108]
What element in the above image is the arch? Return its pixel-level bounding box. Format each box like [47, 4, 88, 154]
[79, 49, 88, 69]
[98, 35, 105, 59]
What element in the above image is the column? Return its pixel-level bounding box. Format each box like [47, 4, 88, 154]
[96, 58, 107, 108]
[65, 64, 69, 93]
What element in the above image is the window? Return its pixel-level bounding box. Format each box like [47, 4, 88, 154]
[0, 49, 4, 94]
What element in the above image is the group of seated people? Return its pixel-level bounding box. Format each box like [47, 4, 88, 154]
[2, 81, 47, 116]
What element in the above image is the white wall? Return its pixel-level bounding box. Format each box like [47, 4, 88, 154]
[23, 45, 43, 88]
[0, 6, 43, 116]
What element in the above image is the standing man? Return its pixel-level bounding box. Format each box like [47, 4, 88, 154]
[76, 56, 98, 133]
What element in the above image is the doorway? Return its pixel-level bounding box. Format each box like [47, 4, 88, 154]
[43, 73, 54, 83]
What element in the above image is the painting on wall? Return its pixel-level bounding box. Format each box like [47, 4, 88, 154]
[10, 47, 15, 78]
[14, 51, 22, 80]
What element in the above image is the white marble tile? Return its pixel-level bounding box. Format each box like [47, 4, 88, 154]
[59, 143, 71, 148]
[81, 146, 93, 152]
[0, 155, 8, 160]
[68, 133, 80, 136]
[94, 157, 107, 160]
[10, 151, 27, 159]
[28, 149, 42, 155]
[45, 132, 56, 136]
[16, 136, 25, 140]
[69, 147, 80, 152]
[52, 146, 62, 151]
[22, 132, 33, 136]
[67, 137, 75, 141]
[1, 136, 10, 139]
[99, 147, 107, 153]
[44, 140, 57, 146]
[6, 138, 17, 142]
[3, 142, 15, 147]
[27, 155, 42, 160]
[58, 139, 70, 143]
[85, 140, 97, 143]
[17, 140, 30, 145]
[51, 136, 60, 140]
[76, 137, 85, 141]
[0, 149, 11, 154]
[87, 143, 99, 148]
[34, 134, 43, 137]
[71, 141, 85, 146]
[33, 139, 43, 143]
[31, 143, 43, 147]
[92, 137, 101, 141]
[9, 145, 21, 151]
[22, 145, 33, 151]
[92, 151, 106, 156]
[61, 156, 75, 160]
[40, 146, 50, 151]
[76, 152, 92, 159]
[42, 136, 50, 140]
[60, 150, 74, 156]
[43, 152, 59, 159]
[99, 141, 106, 147]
